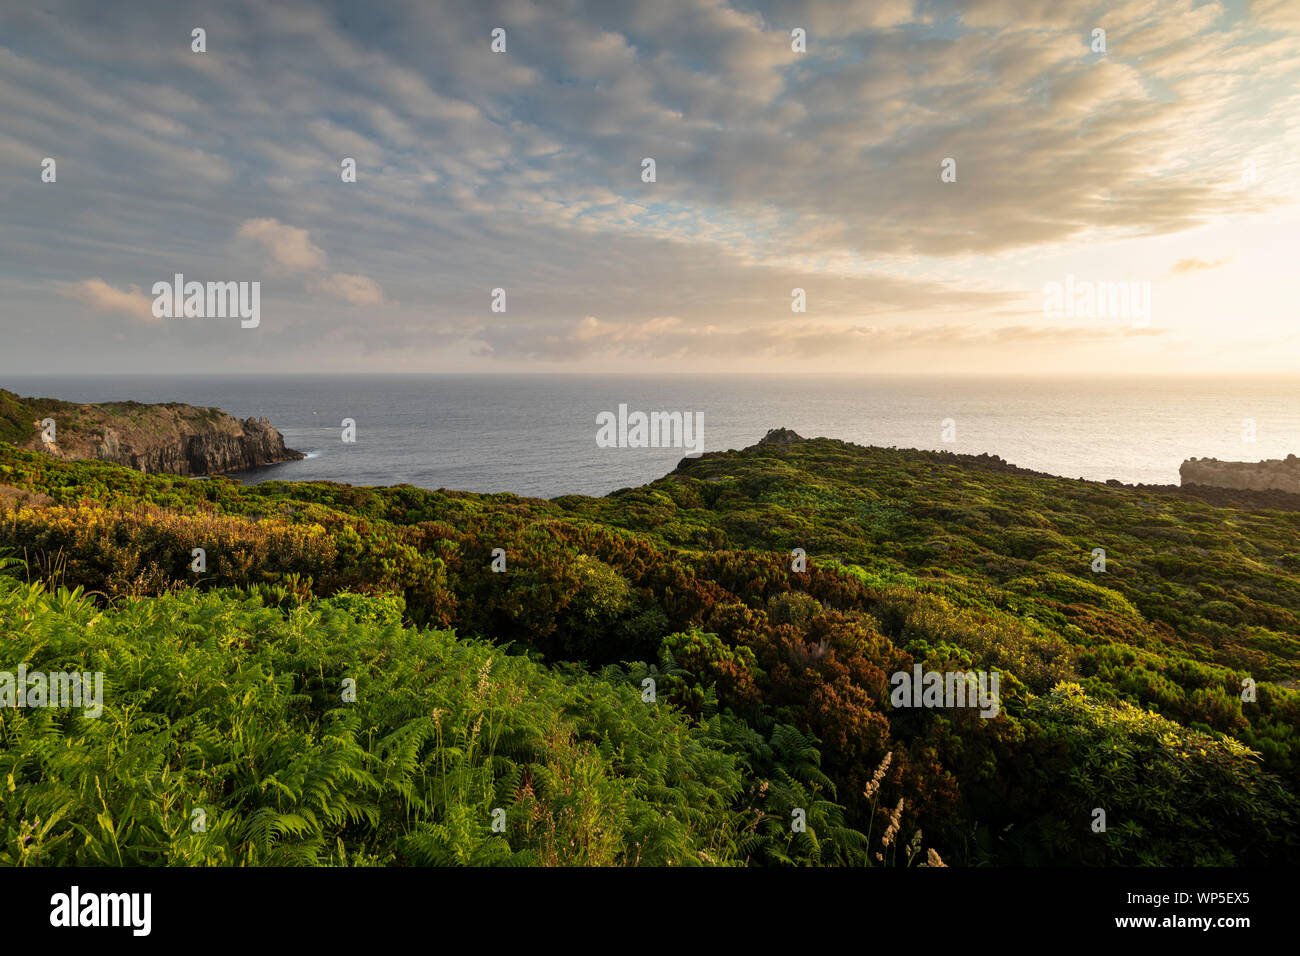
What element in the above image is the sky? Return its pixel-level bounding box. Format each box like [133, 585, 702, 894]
[1, 0, 1298, 375]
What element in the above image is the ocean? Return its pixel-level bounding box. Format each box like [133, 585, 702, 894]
[4, 374, 1298, 499]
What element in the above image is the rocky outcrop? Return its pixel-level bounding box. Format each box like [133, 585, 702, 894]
[3, 389, 302, 476]
[1180, 455, 1300, 496]
[754, 427, 806, 446]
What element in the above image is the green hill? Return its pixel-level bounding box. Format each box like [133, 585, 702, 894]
[0, 431, 1296, 866]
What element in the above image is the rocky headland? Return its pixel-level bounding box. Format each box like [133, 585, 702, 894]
[1180, 455, 1300, 496]
[0, 388, 303, 476]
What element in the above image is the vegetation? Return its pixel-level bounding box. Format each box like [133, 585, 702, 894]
[0, 433, 1296, 866]
[0, 388, 248, 454]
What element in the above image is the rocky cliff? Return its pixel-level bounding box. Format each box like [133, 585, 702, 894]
[1180, 455, 1300, 496]
[0, 388, 303, 476]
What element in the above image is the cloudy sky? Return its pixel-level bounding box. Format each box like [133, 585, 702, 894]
[2, 0, 1298, 375]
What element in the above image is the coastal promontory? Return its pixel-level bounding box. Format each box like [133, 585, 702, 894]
[0, 388, 302, 476]
[1180, 455, 1300, 496]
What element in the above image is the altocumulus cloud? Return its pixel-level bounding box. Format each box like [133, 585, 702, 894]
[59, 279, 157, 324]
[235, 218, 387, 305]
[235, 218, 329, 274]
[0, 0, 1295, 373]
[307, 272, 388, 307]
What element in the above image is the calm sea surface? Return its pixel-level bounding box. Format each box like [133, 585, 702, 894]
[4, 375, 1298, 499]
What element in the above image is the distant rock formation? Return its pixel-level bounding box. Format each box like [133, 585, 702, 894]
[1, 389, 303, 476]
[1180, 455, 1300, 496]
[755, 427, 806, 446]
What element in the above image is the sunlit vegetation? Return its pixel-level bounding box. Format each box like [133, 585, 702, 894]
[1, 434, 1296, 866]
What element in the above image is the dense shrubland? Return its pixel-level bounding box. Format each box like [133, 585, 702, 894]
[0, 435, 1296, 866]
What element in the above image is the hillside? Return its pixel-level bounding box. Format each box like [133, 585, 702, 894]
[0, 430, 1296, 866]
[0, 388, 302, 475]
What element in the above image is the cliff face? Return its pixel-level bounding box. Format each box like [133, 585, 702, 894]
[1180, 455, 1300, 496]
[1, 389, 303, 476]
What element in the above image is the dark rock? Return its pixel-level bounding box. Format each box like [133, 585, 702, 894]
[755, 427, 806, 446]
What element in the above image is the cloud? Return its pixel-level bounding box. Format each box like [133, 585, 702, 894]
[474, 315, 1169, 362]
[1, 0, 1296, 374]
[1251, 0, 1300, 30]
[1167, 256, 1231, 275]
[307, 272, 387, 306]
[59, 279, 156, 322]
[236, 218, 386, 305]
[235, 218, 328, 273]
